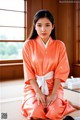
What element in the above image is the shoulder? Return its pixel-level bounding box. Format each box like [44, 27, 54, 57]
[24, 39, 34, 46]
[54, 40, 66, 49]
[55, 40, 65, 46]
[23, 39, 35, 48]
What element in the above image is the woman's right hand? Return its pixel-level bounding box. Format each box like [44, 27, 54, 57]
[35, 92, 46, 107]
[30, 79, 46, 107]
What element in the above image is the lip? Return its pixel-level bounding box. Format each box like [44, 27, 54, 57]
[41, 33, 47, 35]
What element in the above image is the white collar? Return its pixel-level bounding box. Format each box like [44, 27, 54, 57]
[41, 38, 50, 48]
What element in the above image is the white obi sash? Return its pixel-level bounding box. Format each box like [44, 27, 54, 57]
[36, 71, 54, 95]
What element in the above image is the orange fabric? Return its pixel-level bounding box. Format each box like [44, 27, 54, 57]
[21, 36, 75, 120]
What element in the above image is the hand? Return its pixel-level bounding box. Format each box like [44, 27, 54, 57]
[34, 92, 46, 107]
[46, 93, 57, 106]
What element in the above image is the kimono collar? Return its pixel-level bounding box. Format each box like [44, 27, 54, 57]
[36, 36, 53, 48]
[40, 38, 50, 48]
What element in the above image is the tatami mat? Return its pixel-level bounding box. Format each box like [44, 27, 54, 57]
[0, 79, 27, 120]
[0, 79, 80, 120]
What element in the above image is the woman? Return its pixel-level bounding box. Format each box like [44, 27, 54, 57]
[21, 9, 75, 120]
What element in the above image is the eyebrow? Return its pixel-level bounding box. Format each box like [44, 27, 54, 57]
[36, 23, 50, 24]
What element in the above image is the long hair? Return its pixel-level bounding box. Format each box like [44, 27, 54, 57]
[28, 9, 56, 40]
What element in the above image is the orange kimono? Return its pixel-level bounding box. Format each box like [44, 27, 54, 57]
[21, 36, 75, 120]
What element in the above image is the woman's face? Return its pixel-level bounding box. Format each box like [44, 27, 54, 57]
[35, 18, 54, 42]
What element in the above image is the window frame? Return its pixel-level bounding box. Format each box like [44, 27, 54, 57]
[0, 0, 27, 42]
[73, 3, 80, 64]
[0, 0, 29, 63]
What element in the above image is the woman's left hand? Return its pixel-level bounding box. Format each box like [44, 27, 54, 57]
[46, 93, 57, 106]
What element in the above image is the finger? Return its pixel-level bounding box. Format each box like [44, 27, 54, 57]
[33, 97, 37, 104]
[38, 99, 40, 105]
[42, 102, 46, 107]
[51, 99, 55, 104]
[47, 100, 53, 106]
[47, 101, 51, 106]
[47, 98, 56, 106]
[40, 99, 46, 107]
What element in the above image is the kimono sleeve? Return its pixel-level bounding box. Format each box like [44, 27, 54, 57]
[22, 42, 36, 83]
[54, 42, 70, 82]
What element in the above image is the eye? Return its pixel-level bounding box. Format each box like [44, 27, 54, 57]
[46, 25, 50, 27]
[37, 24, 42, 27]
[46, 24, 50, 27]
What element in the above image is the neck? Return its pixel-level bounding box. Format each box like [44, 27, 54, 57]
[41, 37, 50, 44]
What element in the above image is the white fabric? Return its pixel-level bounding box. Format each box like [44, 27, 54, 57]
[41, 37, 50, 48]
[36, 71, 54, 95]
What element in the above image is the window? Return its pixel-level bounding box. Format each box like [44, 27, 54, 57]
[75, 3, 80, 64]
[0, 0, 27, 60]
[78, 4, 80, 63]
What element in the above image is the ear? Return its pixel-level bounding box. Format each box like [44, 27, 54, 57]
[52, 25, 54, 30]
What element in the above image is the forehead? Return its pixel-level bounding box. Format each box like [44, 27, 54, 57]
[36, 18, 51, 24]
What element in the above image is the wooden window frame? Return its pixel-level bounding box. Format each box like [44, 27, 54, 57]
[0, 0, 30, 64]
[0, 0, 27, 42]
[73, 3, 80, 65]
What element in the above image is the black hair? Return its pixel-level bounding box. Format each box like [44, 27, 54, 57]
[28, 9, 56, 40]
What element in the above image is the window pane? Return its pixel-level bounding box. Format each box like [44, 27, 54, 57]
[0, 27, 24, 40]
[0, 10, 24, 27]
[0, 42, 24, 60]
[0, 0, 24, 11]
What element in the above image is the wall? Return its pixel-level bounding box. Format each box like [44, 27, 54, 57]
[57, 3, 80, 77]
[57, 3, 74, 76]
[0, 62, 23, 81]
[0, 0, 80, 80]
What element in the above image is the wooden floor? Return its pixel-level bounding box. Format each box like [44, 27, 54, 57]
[0, 79, 80, 120]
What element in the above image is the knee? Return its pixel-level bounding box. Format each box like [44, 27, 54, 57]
[32, 102, 46, 118]
[33, 102, 44, 112]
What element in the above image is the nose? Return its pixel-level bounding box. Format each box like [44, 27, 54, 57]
[41, 26, 46, 32]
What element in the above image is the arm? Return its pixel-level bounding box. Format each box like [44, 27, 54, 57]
[46, 79, 60, 106]
[54, 42, 70, 82]
[30, 79, 41, 93]
[51, 78, 60, 95]
[30, 79, 46, 106]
